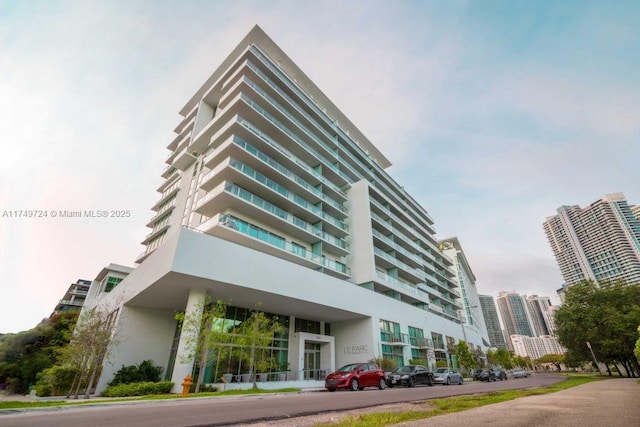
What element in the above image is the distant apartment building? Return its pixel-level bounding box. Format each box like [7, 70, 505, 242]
[84, 264, 134, 305]
[52, 279, 92, 315]
[631, 205, 640, 222]
[510, 334, 565, 360]
[544, 193, 640, 298]
[479, 294, 507, 350]
[496, 292, 534, 351]
[80, 25, 485, 394]
[526, 295, 551, 337]
[440, 237, 491, 349]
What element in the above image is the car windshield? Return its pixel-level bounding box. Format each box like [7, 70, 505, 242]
[434, 368, 448, 373]
[395, 366, 414, 373]
[336, 364, 359, 373]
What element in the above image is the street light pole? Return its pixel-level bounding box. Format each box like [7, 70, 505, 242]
[458, 309, 468, 343]
[586, 342, 603, 376]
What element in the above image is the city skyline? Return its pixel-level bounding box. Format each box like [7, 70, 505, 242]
[2, 0, 639, 333]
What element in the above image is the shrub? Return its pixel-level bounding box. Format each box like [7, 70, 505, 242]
[369, 357, 397, 372]
[34, 384, 52, 397]
[101, 381, 173, 397]
[189, 383, 218, 393]
[34, 365, 78, 396]
[110, 360, 163, 386]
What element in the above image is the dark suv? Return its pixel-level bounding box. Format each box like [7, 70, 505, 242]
[480, 369, 496, 382]
[472, 369, 483, 381]
[493, 368, 508, 380]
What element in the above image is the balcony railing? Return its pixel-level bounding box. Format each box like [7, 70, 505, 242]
[218, 214, 350, 276]
[231, 136, 347, 211]
[229, 159, 348, 232]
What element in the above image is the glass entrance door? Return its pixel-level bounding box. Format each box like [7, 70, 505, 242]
[304, 343, 321, 379]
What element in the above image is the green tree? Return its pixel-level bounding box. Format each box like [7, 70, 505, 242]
[0, 311, 79, 394]
[555, 280, 640, 377]
[175, 298, 231, 393]
[232, 303, 281, 390]
[62, 305, 120, 398]
[492, 348, 513, 369]
[455, 341, 476, 375]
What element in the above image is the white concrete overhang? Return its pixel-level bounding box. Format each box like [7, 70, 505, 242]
[125, 227, 367, 322]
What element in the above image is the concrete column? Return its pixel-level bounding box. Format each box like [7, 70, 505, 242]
[170, 288, 207, 392]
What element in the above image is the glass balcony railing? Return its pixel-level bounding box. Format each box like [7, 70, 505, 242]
[218, 214, 350, 275]
[374, 247, 425, 281]
[229, 159, 348, 232]
[249, 44, 435, 227]
[240, 94, 353, 184]
[236, 117, 347, 198]
[380, 331, 410, 344]
[225, 183, 349, 251]
[371, 228, 423, 266]
[243, 74, 368, 183]
[232, 136, 347, 212]
[375, 271, 432, 303]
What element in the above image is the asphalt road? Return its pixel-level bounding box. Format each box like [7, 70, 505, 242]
[0, 374, 564, 427]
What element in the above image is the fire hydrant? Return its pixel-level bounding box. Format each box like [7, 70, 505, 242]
[181, 375, 192, 397]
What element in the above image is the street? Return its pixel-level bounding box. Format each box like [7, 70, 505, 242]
[0, 374, 564, 427]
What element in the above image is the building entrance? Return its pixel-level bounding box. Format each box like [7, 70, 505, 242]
[304, 343, 321, 379]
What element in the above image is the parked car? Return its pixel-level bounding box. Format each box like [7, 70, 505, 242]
[512, 368, 529, 378]
[432, 368, 464, 385]
[325, 362, 387, 392]
[479, 369, 496, 382]
[493, 368, 508, 380]
[387, 365, 435, 387]
[472, 369, 484, 381]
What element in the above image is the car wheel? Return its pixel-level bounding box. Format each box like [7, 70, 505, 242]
[328, 388, 336, 392]
[408, 377, 416, 388]
[459, 377, 464, 385]
[349, 378, 359, 391]
[378, 378, 387, 390]
[427, 377, 433, 386]
[446, 377, 451, 385]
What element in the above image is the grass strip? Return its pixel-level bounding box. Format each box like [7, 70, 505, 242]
[0, 387, 301, 410]
[314, 376, 599, 427]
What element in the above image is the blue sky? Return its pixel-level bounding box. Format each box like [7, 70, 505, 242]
[1, 0, 638, 333]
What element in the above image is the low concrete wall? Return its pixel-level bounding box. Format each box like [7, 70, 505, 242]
[213, 379, 325, 391]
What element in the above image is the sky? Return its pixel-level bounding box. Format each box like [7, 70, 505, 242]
[1, 0, 639, 333]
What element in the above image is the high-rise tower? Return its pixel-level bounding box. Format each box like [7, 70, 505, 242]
[81, 25, 478, 394]
[544, 193, 640, 293]
[478, 294, 507, 350]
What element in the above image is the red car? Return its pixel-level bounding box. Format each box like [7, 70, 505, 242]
[325, 362, 387, 392]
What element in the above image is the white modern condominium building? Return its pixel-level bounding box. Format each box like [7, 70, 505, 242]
[440, 237, 490, 349]
[510, 335, 565, 360]
[83, 25, 488, 393]
[544, 193, 640, 295]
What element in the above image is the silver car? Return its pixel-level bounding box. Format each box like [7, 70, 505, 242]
[432, 368, 464, 385]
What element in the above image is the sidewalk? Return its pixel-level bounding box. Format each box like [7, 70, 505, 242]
[395, 378, 640, 427]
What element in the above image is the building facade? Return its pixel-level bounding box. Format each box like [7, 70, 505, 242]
[525, 295, 552, 337]
[81, 25, 489, 393]
[544, 193, 640, 297]
[510, 334, 565, 360]
[478, 294, 507, 350]
[52, 279, 92, 315]
[496, 292, 534, 351]
[440, 237, 491, 350]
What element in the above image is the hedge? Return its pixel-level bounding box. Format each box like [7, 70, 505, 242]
[101, 381, 174, 397]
